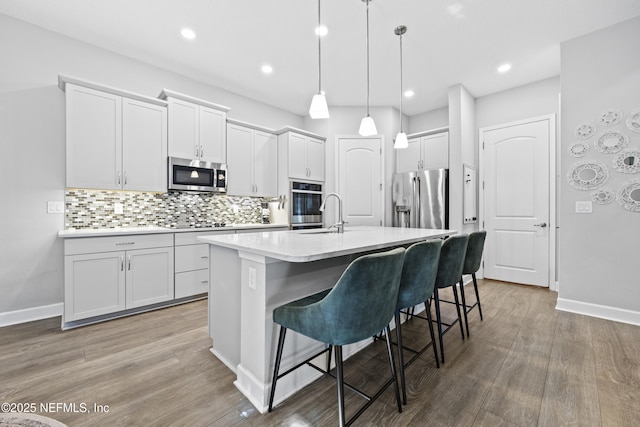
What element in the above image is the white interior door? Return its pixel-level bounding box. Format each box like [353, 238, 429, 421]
[337, 137, 382, 226]
[481, 116, 554, 287]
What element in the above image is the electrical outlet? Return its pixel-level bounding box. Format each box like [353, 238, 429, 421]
[114, 203, 124, 215]
[248, 267, 256, 290]
[575, 201, 592, 214]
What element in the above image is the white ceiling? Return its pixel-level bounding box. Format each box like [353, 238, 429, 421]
[2, 0, 640, 116]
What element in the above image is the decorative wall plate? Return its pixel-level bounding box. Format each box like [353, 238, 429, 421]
[612, 149, 640, 173]
[617, 179, 640, 212]
[594, 130, 629, 153]
[568, 141, 589, 157]
[592, 188, 615, 205]
[574, 122, 596, 139]
[567, 161, 609, 190]
[598, 108, 624, 127]
[626, 109, 640, 133]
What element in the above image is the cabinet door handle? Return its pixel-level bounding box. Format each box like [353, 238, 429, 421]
[195, 145, 199, 157]
[120, 256, 124, 271]
[201, 280, 209, 284]
[117, 171, 121, 185]
[201, 256, 209, 259]
[127, 255, 132, 271]
[200, 145, 203, 157]
[124, 172, 128, 185]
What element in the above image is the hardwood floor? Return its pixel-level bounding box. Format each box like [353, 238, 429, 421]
[1, 280, 639, 426]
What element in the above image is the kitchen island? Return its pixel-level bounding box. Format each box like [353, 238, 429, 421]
[198, 226, 453, 413]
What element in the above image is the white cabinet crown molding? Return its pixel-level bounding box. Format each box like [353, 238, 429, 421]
[158, 89, 230, 112]
[226, 118, 276, 134]
[274, 126, 326, 141]
[58, 75, 167, 107]
[406, 126, 449, 140]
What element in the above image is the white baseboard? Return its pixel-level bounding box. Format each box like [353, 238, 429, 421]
[556, 298, 640, 326]
[0, 303, 63, 328]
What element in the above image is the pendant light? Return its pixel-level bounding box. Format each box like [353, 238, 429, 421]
[394, 25, 408, 149]
[309, 0, 329, 119]
[358, 0, 377, 136]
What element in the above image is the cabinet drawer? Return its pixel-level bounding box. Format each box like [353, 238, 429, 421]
[175, 269, 209, 299]
[175, 244, 209, 272]
[174, 230, 234, 246]
[65, 233, 173, 255]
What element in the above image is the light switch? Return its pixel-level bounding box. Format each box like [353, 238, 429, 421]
[47, 201, 64, 214]
[575, 201, 592, 213]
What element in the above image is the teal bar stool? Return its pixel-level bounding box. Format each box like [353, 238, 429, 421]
[458, 230, 487, 337]
[394, 239, 442, 405]
[432, 234, 469, 364]
[268, 247, 406, 427]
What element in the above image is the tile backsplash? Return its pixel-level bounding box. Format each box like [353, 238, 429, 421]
[65, 189, 263, 229]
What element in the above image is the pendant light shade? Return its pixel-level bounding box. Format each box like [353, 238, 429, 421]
[309, 0, 329, 119]
[359, 115, 377, 136]
[394, 131, 409, 149]
[393, 25, 408, 149]
[309, 93, 330, 119]
[358, 0, 377, 136]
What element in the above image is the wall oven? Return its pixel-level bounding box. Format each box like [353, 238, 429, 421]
[168, 157, 227, 192]
[290, 181, 323, 229]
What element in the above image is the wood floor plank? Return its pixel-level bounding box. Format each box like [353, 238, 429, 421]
[538, 311, 601, 426]
[590, 316, 640, 427]
[2, 282, 640, 426]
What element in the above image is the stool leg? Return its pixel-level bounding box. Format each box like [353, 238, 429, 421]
[394, 311, 407, 405]
[326, 345, 333, 373]
[424, 299, 440, 369]
[472, 273, 483, 320]
[335, 346, 346, 427]
[452, 283, 465, 341]
[459, 277, 470, 338]
[268, 326, 287, 412]
[384, 325, 403, 414]
[433, 288, 445, 364]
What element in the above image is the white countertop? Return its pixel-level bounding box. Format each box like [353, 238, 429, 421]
[198, 226, 455, 262]
[58, 223, 288, 238]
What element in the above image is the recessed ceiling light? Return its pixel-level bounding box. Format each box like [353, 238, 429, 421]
[181, 28, 196, 40]
[261, 64, 273, 74]
[497, 63, 512, 73]
[404, 89, 415, 98]
[315, 25, 328, 37]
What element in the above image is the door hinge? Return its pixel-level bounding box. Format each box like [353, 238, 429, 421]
[379, 183, 382, 190]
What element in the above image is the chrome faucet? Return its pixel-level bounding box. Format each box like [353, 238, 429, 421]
[320, 193, 346, 233]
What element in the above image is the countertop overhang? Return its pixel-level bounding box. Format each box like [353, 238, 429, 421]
[198, 226, 455, 263]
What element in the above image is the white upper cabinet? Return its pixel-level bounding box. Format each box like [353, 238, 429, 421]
[61, 77, 167, 192]
[396, 130, 449, 173]
[277, 128, 325, 182]
[160, 89, 229, 164]
[226, 120, 277, 197]
[122, 98, 168, 192]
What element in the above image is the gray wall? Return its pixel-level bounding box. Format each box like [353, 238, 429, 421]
[0, 14, 302, 318]
[557, 16, 640, 323]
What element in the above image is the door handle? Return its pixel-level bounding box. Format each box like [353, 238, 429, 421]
[533, 222, 547, 228]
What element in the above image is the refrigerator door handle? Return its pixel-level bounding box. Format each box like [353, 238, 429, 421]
[416, 175, 421, 227]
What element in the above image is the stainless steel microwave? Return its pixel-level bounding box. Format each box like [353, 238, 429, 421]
[168, 157, 227, 193]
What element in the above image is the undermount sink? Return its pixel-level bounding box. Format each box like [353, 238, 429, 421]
[296, 228, 346, 235]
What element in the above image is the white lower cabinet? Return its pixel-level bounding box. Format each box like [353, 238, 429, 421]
[64, 234, 174, 324]
[174, 230, 233, 299]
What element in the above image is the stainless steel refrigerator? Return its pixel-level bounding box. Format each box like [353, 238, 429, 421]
[392, 169, 449, 229]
